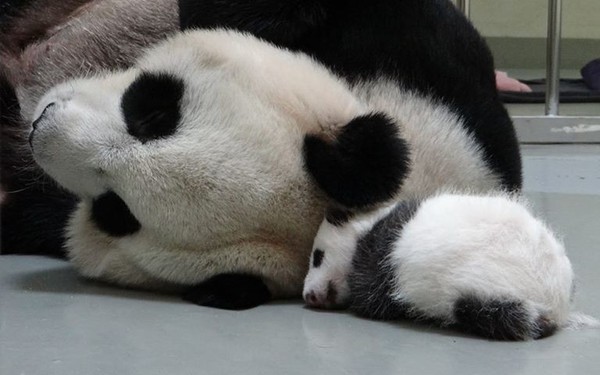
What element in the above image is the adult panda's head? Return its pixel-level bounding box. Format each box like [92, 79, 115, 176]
[28, 29, 364, 244]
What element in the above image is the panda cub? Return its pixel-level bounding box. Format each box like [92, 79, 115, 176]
[303, 193, 598, 340]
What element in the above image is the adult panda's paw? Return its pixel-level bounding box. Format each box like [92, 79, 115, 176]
[182, 274, 272, 310]
[303, 112, 411, 209]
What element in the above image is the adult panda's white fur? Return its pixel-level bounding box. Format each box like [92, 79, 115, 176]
[30, 29, 504, 307]
[303, 193, 599, 340]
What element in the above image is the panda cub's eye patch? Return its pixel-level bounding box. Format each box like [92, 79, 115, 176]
[312, 249, 325, 268]
[121, 72, 184, 143]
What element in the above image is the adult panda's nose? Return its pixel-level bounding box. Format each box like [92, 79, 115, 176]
[32, 102, 56, 130]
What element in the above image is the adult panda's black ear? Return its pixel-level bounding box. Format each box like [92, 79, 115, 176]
[303, 113, 411, 209]
[121, 72, 184, 143]
[325, 207, 354, 227]
[178, 0, 327, 47]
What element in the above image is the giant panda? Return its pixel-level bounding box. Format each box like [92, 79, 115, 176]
[303, 193, 599, 340]
[17, 0, 521, 310]
[30, 27, 515, 310]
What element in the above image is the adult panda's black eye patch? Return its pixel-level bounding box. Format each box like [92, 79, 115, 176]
[121, 72, 184, 143]
[91, 191, 141, 237]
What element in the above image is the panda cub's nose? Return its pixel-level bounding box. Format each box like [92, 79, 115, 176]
[304, 285, 339, 309]
[32, 102, 56, 130]
[304, 291, 321, 306]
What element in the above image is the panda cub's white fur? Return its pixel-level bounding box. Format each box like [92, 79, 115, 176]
[303, 193, 598, 340]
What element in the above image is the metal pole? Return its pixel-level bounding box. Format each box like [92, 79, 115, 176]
[545, 0, 562, 116]
[456, 0, 471, 19]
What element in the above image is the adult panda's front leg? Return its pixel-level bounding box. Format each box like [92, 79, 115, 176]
[178, 0, 327, 48]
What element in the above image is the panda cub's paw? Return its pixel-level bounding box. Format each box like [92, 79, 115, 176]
[183, 273, 272, 310]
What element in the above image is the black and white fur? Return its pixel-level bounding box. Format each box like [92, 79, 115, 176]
[179, 0, 522, 194]
[304, 193, 599, 340]
[15, 0, 522, 309]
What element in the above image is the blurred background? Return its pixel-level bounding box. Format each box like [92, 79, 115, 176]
[453, 0, 600, 142]
[468, 0, 599, 70]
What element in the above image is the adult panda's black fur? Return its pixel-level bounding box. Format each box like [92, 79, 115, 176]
[0, 69, 77, 257]
[179, 0, 523, 201]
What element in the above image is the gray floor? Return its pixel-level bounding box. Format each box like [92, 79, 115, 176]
[1, 145, 600, 375]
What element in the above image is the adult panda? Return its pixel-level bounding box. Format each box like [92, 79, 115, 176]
[29, 24, 518, 310]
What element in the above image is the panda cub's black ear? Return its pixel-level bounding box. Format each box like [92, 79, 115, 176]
[121, 72, 184, 143]
[303, 113, 411, 209]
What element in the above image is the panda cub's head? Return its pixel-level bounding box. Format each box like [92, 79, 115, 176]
[28, 29, 363, 244]
[303, 206, 394, 308]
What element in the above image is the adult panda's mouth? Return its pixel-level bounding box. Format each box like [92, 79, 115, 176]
[29, 102, 57, 150]
[90, 190, 141, 237]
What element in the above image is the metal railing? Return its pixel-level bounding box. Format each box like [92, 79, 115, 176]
[457, 0, 600, 143]
[456, 0, 470, 18]
[545, 0, 562, 116]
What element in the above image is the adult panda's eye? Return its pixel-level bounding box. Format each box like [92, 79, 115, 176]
[121, 72, 184, 143]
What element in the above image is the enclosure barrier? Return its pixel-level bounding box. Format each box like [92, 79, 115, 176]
[457, 0, 600, 143]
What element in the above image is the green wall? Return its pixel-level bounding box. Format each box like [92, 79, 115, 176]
[470, 0, 600, 39]
[453, 0, 600, 69]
